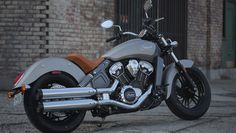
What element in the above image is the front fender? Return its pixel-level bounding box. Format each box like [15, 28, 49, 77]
[14, 58, 85, 88]
[162, 59, 194, 99]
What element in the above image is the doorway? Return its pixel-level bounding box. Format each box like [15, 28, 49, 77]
[116, 0, 188, 59]
[223, 0, 236, 68]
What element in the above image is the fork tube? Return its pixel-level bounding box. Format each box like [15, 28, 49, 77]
[170, 52, 179, 63]
[171, 52, 196, 89]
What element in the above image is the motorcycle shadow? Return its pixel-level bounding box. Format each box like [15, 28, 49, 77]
[77, 113, 176, 133]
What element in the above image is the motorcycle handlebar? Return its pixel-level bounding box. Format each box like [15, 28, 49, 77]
[106, 32, 139, 42]
[122, 32, 139, 37]
[106, 35, 121, 42]
[150, 17, 165, 26]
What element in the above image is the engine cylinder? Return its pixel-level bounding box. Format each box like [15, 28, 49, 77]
[126, 60, 139, 77]
[136, 61, 154, 86]
[109, 62, 130, 84]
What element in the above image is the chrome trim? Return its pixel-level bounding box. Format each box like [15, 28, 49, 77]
[109, 62, 124, 78]
[43, 99, 97, 112]
[161, 37, 168, 46]
[126, 59, 139, 77]
[119, 85, 143, 104]
[123, 32, 139, 37]
[155, 17, 165, 22]
[145, 12, 149, 18]
[42, 87, 97, 99]
[113, 25, 122, 31]
[96, 80, 119, 94]
[170, 52, 179, 63]
[170, 41, 178, 47]
[41, 84, 153, 112]
[41, 80, 119, 99]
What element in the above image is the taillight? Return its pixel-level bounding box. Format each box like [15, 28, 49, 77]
[51, 71, 62, 75]
[13, 73, 24, 86]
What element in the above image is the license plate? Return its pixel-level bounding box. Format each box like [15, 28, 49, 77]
[13, 93, 23, 106]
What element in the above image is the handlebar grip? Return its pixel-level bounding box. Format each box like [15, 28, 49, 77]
[106, 35, 120, 42]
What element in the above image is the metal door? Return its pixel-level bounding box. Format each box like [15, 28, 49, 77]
[116, 0, 188, 59]
[158, 0, 188, 59]
[223, 0, 236, 68]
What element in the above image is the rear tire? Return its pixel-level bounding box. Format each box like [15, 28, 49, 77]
[24, 73, 86, 133]
[166, 66, 211, 120]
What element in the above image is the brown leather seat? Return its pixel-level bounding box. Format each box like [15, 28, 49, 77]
[66, 54, 104, 74]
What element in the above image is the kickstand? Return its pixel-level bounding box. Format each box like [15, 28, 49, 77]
[97, 117, 105, 127]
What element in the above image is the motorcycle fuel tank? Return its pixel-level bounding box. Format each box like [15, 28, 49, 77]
[102, 39, 158, 62]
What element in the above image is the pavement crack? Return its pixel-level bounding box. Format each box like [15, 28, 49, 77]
[0, 122, 28, 128]
[0, 113, 25, 115]
[171, 118, 218, 133]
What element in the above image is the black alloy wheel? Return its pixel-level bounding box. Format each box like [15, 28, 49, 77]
[166, 66, 211, 120]
[24, 73, 86, 133]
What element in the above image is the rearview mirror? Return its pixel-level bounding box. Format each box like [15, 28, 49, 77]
[101, 20, 114, 29]
[144, 0, 152, 12]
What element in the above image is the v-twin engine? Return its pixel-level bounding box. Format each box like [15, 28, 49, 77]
[109, 59, 154, 104]
[109, 60, 154, 86]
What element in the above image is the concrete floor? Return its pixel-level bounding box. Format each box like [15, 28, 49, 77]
[0, 80, 236, 133]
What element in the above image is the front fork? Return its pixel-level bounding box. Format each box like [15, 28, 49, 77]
[170, 52, 196, 89]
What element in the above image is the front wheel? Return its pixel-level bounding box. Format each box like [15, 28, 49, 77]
[166, 66, 211, 120]
[24, 73, 86, 133]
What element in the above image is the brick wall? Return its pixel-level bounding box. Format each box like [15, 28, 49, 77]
[46, 0, 115, 59]
[79, 0, 115, 59]
[0, 0, 115, 90]
[187, 0, 223, 69]
[0, 0, 48, 90]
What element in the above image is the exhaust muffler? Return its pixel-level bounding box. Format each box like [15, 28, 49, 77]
[39, 87, 97, 99]
[42, 99, 98, 112]
[40, 84, 153, 112]
[39, 80, 119, 100]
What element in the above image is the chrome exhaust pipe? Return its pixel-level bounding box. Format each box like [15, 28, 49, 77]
[99, 84, 152, 110]
[41, 87, 97, 99]
[42, 99, 97, 112]
[41, 84, 153, 112]
[40, 80, 119, 100]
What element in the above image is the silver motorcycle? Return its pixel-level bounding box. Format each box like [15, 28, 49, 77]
[8, 0, 211, 132]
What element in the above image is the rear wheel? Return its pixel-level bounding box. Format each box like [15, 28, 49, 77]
[166, 66, 211, 120]
[24, 73, 86, 133]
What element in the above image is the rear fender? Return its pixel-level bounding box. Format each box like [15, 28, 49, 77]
[14, 58, 85, 88]
[162, 59, 194, 99]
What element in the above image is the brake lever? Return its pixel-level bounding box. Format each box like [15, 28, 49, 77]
[150, 17, 165, 27]
[154, 17, 165, 22]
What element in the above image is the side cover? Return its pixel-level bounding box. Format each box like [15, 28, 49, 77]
[162, 60, 194, 99]
[102, 39, 159, 62]
[14, 58, 85, 88]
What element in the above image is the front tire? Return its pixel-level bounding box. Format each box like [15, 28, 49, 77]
[166, 66, 211, 120]
[24, 73, 86, 133]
